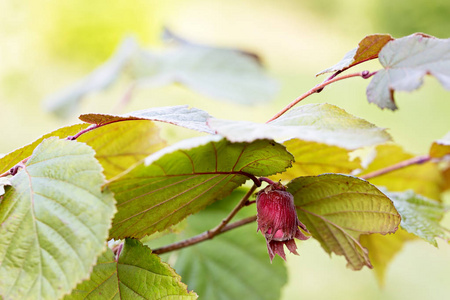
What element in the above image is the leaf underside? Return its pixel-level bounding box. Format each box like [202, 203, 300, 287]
[367, 34, 450, 110]
[288, 174, 400, 270]
[45, 33, 278, 118]
[208, 103, 391, 150]
[132, 44, 278, 105]
[386, 190, 449, 246]
[362, 189, 448, 286]
[79, 105, 215, 134]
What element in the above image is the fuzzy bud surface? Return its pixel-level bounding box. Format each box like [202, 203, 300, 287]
[256, 182, 310, 262]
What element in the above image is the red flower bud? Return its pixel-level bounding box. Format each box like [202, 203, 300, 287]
[256, 182, 310, 262]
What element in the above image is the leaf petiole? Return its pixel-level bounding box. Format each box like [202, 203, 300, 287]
[266, 71, 375, 123]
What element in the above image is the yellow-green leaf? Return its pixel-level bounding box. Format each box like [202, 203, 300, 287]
[443, 166, 450, 191]
[361, 144, 443, 199]
[0, 138, 116, 300]
[288, 174, 400, 270]
[386, 190, 449, 246]
[360, 229, 416, 286]
[429, 132, 450, 158]
[0, 123, 89, 174]
[66, 239, 197, 300]
[277, 139, 361, 181]
[361, 188, 448, 286]
[78, 120, 165, 179]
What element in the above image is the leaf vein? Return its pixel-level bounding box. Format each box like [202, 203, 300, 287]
[114, 175, 222, 226]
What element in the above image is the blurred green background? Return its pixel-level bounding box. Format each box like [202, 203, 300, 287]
[1, 0, 449, 299]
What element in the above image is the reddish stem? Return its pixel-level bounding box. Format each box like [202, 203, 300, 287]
[259, 177, 277, 186]
[360, 155, 431, 180]
[266, 71, 373, 123]
[152, 186, 258, 255]
[66, 124, 99, 140]
[152, 215, 257, 255]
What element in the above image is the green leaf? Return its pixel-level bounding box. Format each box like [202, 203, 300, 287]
[361, 188, 449, 285]
[43, 37, 138, 118]
[288, 174, 400, 270]
[276, 139, 361, 181]
[208, 103, 391, 149]
[386, 190, 449, 246]
[0, 138, 116, 300]
[78, 120, 166, 179]
[45, 31, 277, 118]
[107, 136, 293, 239]
[0, 123, 90, 174]
[429, 131, 450, 158]
[361, 144, 443, 199]
[0, 120, 165, 181]
[155, 189, 287, 300]
[66, 239, 197, 299]
[366, 34, 450, 110]
[132, 44, 278, 105]
[80, 105, 215, 134]
[360, 229, 416, 286]
[317, 34, 393, 76]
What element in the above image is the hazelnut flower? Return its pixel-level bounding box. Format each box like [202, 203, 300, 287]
[256, 181, 310, 262]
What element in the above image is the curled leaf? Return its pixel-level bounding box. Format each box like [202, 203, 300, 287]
[317, 34, 393, 76]
[288, 174, 400, 270]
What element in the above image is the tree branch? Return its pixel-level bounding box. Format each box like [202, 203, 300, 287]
[360, 155, 431, 180]
[152, 186, 258, 255]
[210, 185, 257, 234]
[152, 216, 257, 255]
[266, 71, 375, 123]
